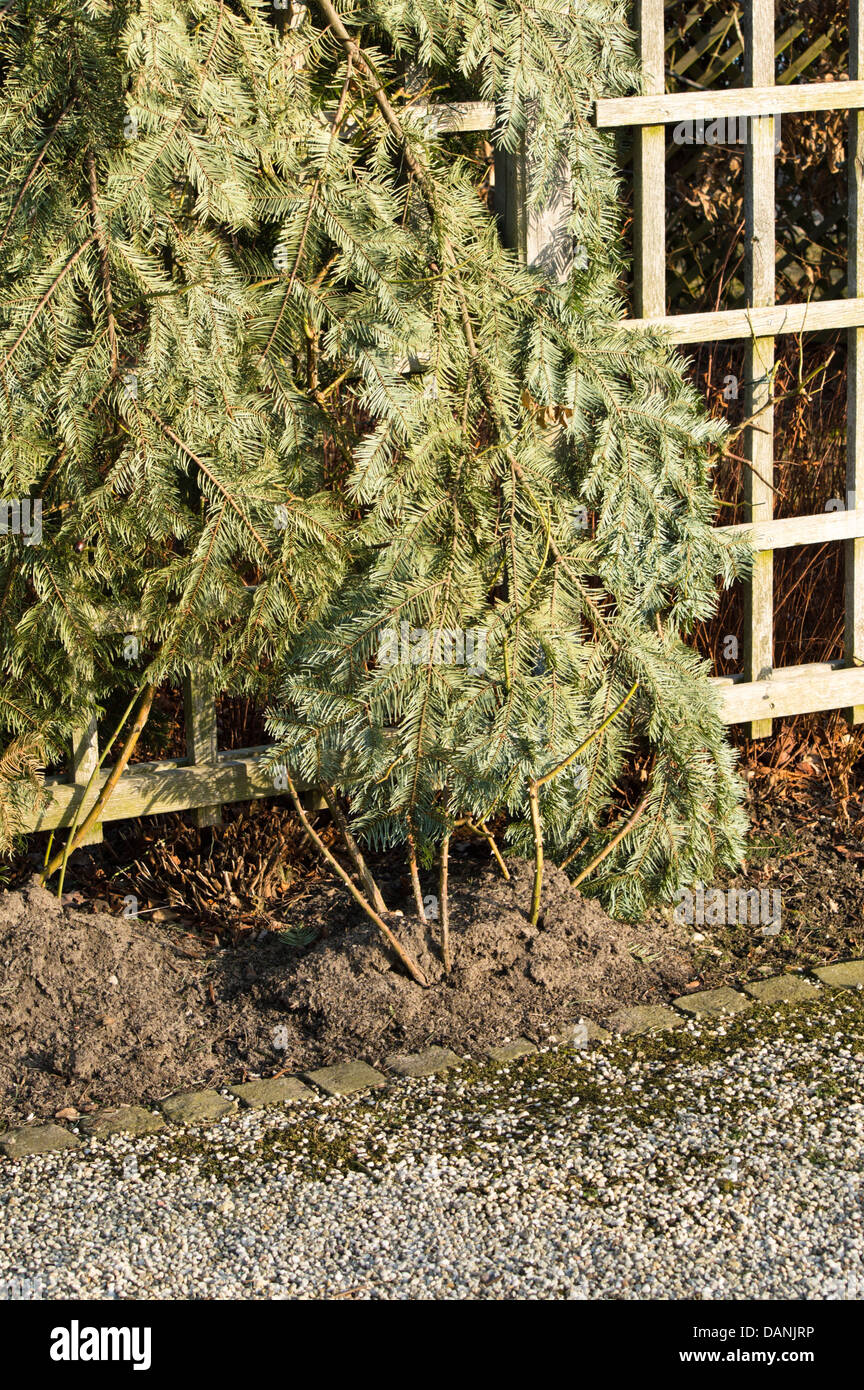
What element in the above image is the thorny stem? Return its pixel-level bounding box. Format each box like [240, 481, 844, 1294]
[282, 771, 429, 987]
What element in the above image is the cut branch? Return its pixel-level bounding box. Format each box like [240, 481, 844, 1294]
[43, 684, 156, 883]
[439, 829, 451, 973]
[407, 829, 427, 922]
[568, 794, 650, 889]
[527, 781, 544, 928]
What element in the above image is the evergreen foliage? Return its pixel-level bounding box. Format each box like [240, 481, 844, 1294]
[0, 0, 346, 843]
[0, 1, 750, 955]
[264, 0, 751, 924]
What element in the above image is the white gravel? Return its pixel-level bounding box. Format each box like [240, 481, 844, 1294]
[2, 992, 864, 1300]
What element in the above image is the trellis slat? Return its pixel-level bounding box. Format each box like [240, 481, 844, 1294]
[711, 662, 864, 722]
[620, 296, 864, 342]
[721, 509, 864, 549]
[634, 0, 667, 320]
[595, 77, 864, 127]
[742, 0, 776, 739]
[26, 750, 279, 833]
[846, 1, 864, 723]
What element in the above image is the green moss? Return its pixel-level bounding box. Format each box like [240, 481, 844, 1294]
[101, 991, 864, 1187]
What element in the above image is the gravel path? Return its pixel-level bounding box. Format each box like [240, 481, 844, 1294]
[2, 992, 863, 1300]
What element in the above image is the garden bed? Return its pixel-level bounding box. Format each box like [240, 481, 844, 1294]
[0, 859, 693, 1126]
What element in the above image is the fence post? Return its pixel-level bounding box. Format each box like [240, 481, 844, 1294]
[846, 0, 864, 724]
[70, 716, 103, 846]
[634, 0, 666, 320]
[494, 106, 573, 279]
[183, 671, 222, 827]
[743, 0, 776, 739]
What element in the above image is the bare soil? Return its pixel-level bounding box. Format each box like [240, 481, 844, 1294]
[0, 860, 694, 1126]
[645, 798, 864, 987]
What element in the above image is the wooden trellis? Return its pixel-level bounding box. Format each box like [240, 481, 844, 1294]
[664, 1, 849, 307]
[597, 0, 864, 733]
[26, 1, 864, 837]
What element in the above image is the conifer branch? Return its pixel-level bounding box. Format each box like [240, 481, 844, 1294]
[85, 149, 118, 376]
[0, 100, 73, 251]
[0, 236, 95, 371]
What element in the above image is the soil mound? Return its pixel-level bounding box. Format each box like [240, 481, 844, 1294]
[275, 860, 693, 1061]
[0, 862, 694, 1124]
[0, 878, 216, 1123]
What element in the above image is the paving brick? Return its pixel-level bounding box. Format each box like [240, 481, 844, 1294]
[386, 1046, 462, 1077]
[228, 1077, 314, 1108]
[159, 1089, 235, 1125]
[673, 987, 752, 1018]
[609, 1004, 685, 1035]
[77, 1105, 166, 1139]
[813, 960, 864, 990]
[485, 1038, 538, 1061]
[743, 974, 821, 1005]
[304, 1061, 387, 1096]
[550, 1018, 611, 1046]
[1, 1124, 81, 1159]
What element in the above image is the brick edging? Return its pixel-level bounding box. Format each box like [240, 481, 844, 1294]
[2, 961, 862, 1160]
